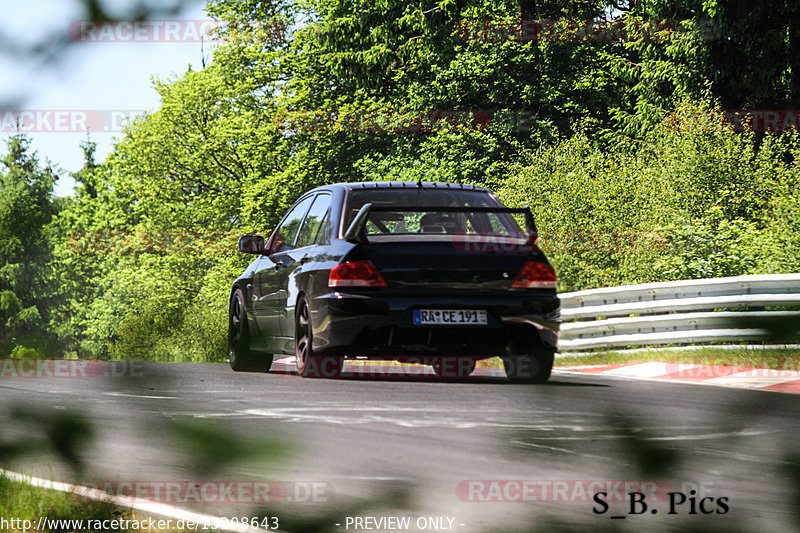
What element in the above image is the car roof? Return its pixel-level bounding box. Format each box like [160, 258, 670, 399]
[309, 181, 491, 194]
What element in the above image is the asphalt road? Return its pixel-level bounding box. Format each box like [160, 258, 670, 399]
[1, 360, 799, 532]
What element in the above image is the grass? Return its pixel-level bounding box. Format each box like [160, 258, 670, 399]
[556, 346, 800, 370]
[0, 474, 209, 532]
[0, 474, 128, 532]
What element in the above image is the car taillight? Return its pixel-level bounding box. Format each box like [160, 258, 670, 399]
[511, 261, 557, 289]
[329, 260, 388, 287]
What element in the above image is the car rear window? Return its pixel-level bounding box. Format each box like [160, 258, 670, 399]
[344, 188, 525, 239]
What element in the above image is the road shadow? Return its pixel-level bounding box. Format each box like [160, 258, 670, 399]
[268, 363, 610, 386]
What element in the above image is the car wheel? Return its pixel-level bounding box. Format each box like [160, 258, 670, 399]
[228, 288, 273, 372]
[503, 349, 553, 384]
[295, 297, 343, 378]
[432, 358, 476, 378]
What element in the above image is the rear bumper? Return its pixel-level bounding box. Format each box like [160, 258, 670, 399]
[310, 289, 560, 357]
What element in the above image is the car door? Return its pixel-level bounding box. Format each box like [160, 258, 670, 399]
[252, 194, 315, 346]
[279, 193, 333, 338]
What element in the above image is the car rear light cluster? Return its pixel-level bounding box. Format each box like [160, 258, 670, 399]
[511, 261, 557, 289]
[329, 260, 388, 287]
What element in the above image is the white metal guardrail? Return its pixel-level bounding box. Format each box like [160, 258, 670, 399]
[558, 274, 800, 351]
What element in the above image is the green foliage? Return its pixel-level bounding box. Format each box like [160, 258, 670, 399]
[499, 133, 673, 290]
[8, 344, 44, 359]
[654, 217, 762, 280]
[167, 255, 248, 362]
[499, 102, 800, 291]
[0, 135, 58, 356]
[7, 1, 800, 361]
[0, 474, 130, 532]
[44, 66, 263, 361]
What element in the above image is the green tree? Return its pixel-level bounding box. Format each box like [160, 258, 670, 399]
[0, 135, 57, 356]
[499, 102, 800, 290]
[49, 66, 270, 360]
[36, 0, 800, 361]
[604, 0, 800, 137]
[206, 0, 625, 187]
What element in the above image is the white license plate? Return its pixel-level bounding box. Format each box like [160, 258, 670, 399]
[414, 309, 488, 325]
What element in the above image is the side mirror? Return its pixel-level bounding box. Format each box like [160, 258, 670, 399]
[237, 235, 266, 254]
[265, 231, 289, 255]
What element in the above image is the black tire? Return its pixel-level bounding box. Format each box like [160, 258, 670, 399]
[503, 350, 554, 384]
[295, 296, 343, 378]
[432, 357, 476, 378]
[228, 288, 273, 372]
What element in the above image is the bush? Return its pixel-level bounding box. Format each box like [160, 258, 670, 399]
[499, 104, 800, 291]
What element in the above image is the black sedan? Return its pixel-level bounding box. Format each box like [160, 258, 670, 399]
[228, 181, 560, 382]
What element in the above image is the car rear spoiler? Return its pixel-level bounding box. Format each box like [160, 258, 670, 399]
[343, 203, 538, 243]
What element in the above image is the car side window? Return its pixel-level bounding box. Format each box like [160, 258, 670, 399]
[270, 195, 315, 253]
[313, 210, 332, 245]
[295, 194, 331, 248]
